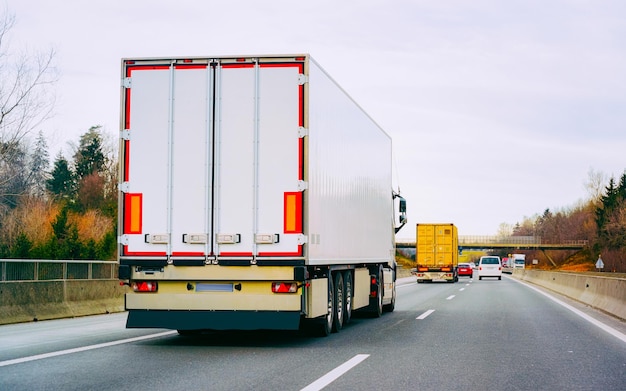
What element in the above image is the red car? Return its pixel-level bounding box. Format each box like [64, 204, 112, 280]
[458, 263, 473, 278]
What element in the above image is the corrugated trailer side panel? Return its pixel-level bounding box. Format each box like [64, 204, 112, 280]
[416, 224, 458, 267]
[306, 59, 394, 265]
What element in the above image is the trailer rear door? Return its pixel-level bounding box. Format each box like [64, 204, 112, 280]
[120, 57, 305, 260]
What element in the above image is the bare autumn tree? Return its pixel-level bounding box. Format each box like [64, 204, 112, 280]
[584, 167, 607, 207]
[0, 8, 58, 212]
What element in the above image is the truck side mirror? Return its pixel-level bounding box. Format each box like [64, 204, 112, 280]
[394, 195, 407, 234]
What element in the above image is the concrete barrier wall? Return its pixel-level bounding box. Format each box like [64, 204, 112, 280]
[514, 270, 626, 321]
[1, 271, 624, 325]
[0, 280, 125, 325]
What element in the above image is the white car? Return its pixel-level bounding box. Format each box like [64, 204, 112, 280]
[478, 256, 502, 280]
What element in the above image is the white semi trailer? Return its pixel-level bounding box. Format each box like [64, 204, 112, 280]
[117, 54, 407, 336]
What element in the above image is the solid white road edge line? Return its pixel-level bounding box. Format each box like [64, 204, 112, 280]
[0, 330, 178, 367]
[300, 354, 370, 391]
[416, 309, 435, 320]
[510, 277, 626, 344]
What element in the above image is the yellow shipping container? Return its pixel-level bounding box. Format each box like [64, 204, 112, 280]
[415, 223, 459, 283]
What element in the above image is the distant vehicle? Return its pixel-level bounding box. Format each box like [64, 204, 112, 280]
[478, 256, 502, 280]
[503, 254, 526, 274]
[414, 223, 459, 283]
[457, 263, 473, 278]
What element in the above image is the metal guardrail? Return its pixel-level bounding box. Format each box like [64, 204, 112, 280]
[0, 259, 118, 282]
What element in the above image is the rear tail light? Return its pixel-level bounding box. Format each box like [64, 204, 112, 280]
[441, 267, 451, 272]
[132, 281, 158, 292]
[370, 275, 378, 297]
[271, 282, 298, 293]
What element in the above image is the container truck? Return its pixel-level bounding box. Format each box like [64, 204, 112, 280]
[414, 223, 459, 283]
[117, 54, 407, 336]
[503, 253, 526, 273]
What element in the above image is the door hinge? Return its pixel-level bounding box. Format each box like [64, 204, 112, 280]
[120, 129, 131, 140]
[118, 235, 129, 245]
[298, 126, 308, 138]
[298, 74, 308, 85]
[298, 180, 308, 191]
[119, 182, 130, 193]
[122, 77, 132, 88]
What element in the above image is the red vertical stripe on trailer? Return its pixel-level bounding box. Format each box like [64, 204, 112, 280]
[123, 140, 130, 181]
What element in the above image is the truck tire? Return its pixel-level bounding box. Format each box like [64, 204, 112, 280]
[343, 271, 353, 325]
[332, 272, 345, 332]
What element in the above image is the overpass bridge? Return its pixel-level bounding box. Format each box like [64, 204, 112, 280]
[396, 236, 588, 250]
[395, 236, 589, 267]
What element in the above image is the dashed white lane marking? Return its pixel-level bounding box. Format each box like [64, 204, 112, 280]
[300, 354, 370, 391]
[446, 295, 455, 300]
[459, 288, 465, 291]
[0, 331, 177, 367]
[416, 309, 436, 320]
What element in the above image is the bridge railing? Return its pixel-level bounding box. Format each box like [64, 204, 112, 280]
[459, 236, 541, 245]
[0, 259, 118, 282]
[396, 236, 589, 248]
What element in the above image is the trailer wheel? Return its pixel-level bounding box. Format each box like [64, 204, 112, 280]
[343, 271, 353, 325]
[332, 272, 345, 332]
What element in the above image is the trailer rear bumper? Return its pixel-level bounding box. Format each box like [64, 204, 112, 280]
[126, 309, 301, 331]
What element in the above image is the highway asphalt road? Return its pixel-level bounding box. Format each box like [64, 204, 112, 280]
[1, 275, 625, 391]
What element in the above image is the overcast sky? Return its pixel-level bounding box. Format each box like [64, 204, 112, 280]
[5, 0, 626, 237]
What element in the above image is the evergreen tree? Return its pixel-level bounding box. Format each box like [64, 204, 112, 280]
[51, 206, 69, 241]
[11, 232, 32, 258]
[617, 171, 626, 201]
[596, 177, 617, 239]
[47, 153, 75, 200]
[74, 126, 106, 179]
[73, 126, 108, 212]
[29, 131, 50, 197]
